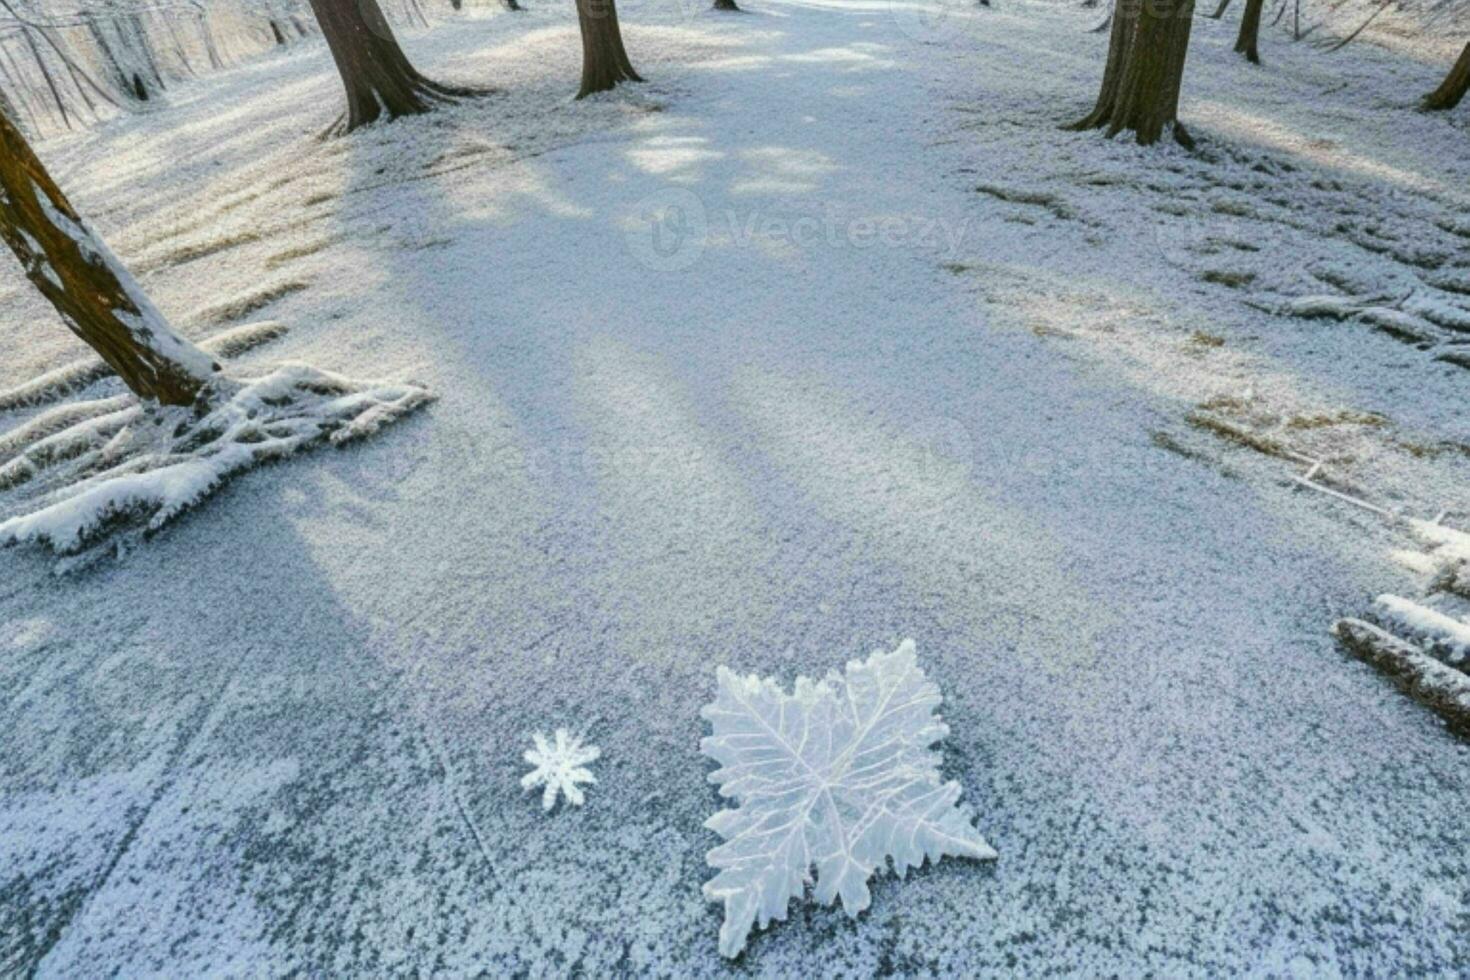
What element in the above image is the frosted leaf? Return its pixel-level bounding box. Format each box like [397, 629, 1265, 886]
[521, 729, 600, 811]
[700, 639, 996, 958]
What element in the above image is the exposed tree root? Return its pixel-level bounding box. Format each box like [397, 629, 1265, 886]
[0, 364, 433, 557]
[1069, 114, 1195, 149]
[320, 80, 491, 139]
[1421, 42, 1470, 112]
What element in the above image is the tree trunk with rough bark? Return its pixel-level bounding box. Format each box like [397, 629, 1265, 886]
[306, 0, 464, 134]
[1423, 42, 1470, 111]
[1235, 0, 1264, 63]
[574, 0, 641, 99]
[0, 106, 217, 405]
[1069, 0, 1196, 147]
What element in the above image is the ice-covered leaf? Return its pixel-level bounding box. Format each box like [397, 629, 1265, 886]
[521, 729, 600, 811]
[700, 639, 995, 958]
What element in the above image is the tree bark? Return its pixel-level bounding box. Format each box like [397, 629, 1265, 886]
[1423, 42, 1470, 111]
[305, 0, 464, 133]
[1068, 0, 1196, 147]
[1234, 0, 1264, 63]
[575, 0, 641, 99]
[0, 106, 217, 405]
[713, 0, 741, 10]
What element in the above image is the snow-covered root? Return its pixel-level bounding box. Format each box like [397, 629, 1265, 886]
[1332, 618, 1470, 738]
[320, 80, 492, 140]
[0, 364, 433, 558]
[0, 320, 292, 413]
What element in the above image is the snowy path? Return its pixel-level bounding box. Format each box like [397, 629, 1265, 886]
[2, 2, 1468, 974]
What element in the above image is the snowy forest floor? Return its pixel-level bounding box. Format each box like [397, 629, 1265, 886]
[2, 0, 1469, 974]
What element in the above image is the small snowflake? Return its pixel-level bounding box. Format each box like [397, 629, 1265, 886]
[521, 729, 600, 811]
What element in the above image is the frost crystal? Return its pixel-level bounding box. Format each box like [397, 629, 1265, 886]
[700, 639, 996, 958]
[521, 729, 600, 811]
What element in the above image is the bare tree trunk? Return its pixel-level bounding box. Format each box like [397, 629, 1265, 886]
[0, 43, 43, 135]
[0, 106, 218, 405]
[713, 0, 741, 10]
[1423, 42, 1470, 111]
[306, 0, 466, 133]
[1068, 0, 1196, 148]
[1208, 0, 1231, 18]
[1235, 0, 1264, 63]
[574, 0, 641, 99]
[197, 11, 225, 70]
[502, 0, 523, 10]
[19, 28, 69, 129]
[126, 12, 166, 98]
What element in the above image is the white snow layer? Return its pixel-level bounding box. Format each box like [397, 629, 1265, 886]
[1, 0, 1469, 974]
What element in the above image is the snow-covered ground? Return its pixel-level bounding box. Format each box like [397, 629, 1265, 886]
[2, 0, 1469, 973]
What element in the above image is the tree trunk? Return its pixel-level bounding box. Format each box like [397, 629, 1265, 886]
[575, 0, 641, 99]
[1208, 0, 1231, 18]
[20, 29, 70, 129]
[1235, 0, 1264, 63]
[1068, 0, 1196, 147]
[713, 0, 741, 10]
[502, 0, 523, 10]
[0, 106, 217, 405]
[1423, 42, 1470, 111]
[305, 0, 463, 133]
